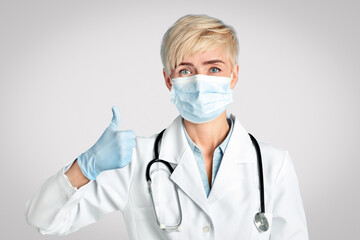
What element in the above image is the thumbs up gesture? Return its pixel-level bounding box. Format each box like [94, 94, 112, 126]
[77, 106, 136, 180]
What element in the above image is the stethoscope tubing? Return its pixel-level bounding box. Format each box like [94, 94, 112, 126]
[249, 133, 265, 214]
[146, 127, 268, 232]
[145, 129, 167, 182]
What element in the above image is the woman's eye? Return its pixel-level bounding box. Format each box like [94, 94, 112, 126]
[210, 67, 221, 73]
[179, 69, 191, 75]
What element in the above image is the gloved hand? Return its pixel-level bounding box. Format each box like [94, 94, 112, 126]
[76, 106, 136, 180]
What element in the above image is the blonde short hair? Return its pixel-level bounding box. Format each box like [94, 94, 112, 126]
[161, 14, 239, 75]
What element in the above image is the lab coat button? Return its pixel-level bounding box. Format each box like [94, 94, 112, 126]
[203, 225, 211, 233]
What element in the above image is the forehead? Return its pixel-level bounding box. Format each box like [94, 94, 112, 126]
[181, 45, 229, 64]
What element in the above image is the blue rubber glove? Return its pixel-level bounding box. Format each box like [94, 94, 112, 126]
[77, 106, 136, 180]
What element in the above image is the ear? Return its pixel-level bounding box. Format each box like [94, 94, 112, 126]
[230, 64, 239, 90]
[163, 68, 172, 91]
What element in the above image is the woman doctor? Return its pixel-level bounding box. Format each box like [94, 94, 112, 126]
[25, 14, 309, 239]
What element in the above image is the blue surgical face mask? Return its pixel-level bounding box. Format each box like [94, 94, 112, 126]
[170, 74, 233, 124]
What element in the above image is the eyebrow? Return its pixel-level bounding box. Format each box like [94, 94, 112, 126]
[178, 59, 225, 67]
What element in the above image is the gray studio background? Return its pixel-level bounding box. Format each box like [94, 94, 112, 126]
[1, 0, 359, 239]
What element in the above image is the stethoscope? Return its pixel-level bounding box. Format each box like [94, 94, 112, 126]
[145, 128, 269, 233]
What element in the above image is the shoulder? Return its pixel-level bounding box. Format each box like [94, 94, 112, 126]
[258, 140, 288, 164]
[256, 140, 294, 185]
[132, 133, 163, 162]
[135, 135, 156, 147]
[133, 135, 156, 155]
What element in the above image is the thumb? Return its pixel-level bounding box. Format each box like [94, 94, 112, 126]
[109, 105, 122, 130]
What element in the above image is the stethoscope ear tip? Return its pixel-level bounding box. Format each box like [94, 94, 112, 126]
[177, 226, 183, 232]
[159, 223, 166, 230]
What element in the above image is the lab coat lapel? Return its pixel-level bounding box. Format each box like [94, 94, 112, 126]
[169, 149, 210, 214]
[159, 116, 210, 215]
[207, 114, 257, 203]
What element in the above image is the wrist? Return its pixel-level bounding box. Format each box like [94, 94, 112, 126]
[77, 151, 99, 181]
[65, 159, 91, 188]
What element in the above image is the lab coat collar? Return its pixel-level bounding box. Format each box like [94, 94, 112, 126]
[158, 113, 257, 212]
[182, 117, 234, 155]
[158, 113, 256, 165]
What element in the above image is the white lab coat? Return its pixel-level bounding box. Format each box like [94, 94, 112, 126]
[25, 114, 309, 239]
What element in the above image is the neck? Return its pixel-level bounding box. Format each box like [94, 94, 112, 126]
[183, 111, 230, 154]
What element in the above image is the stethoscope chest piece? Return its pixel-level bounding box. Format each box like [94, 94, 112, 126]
[254, 212, 269, 232]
